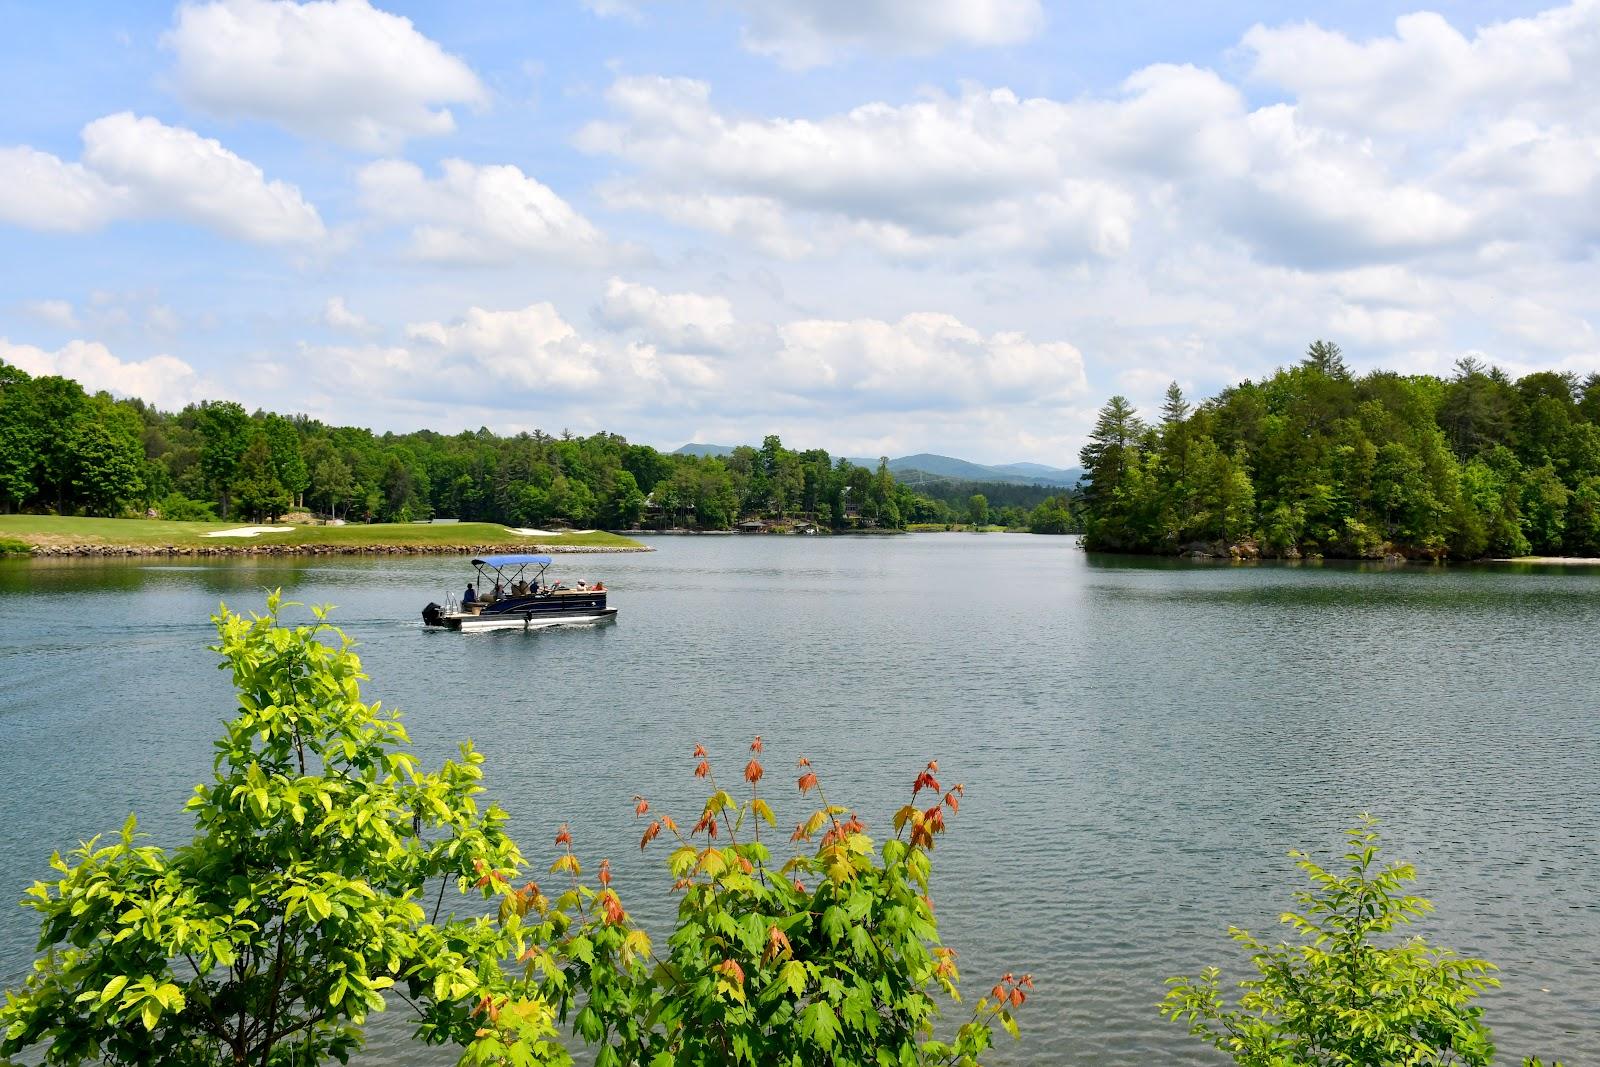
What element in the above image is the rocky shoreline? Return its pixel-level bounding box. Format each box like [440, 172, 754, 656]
[19, 542, 653, 558]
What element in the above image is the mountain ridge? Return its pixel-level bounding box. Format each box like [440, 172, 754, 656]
[672, 443, 1081, 488]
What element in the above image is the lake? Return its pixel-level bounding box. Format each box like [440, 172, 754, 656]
[1, 535, 1596, 1064]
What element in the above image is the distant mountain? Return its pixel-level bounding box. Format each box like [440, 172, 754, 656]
[990, 461, 1080, 480]
[674, 443, 1081, 488]
[673, 443, 737, 458]
[874, 455, 1082, 488]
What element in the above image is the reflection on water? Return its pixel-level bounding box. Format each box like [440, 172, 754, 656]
[2, 538, 1597, 1064]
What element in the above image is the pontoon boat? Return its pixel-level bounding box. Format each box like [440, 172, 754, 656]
[421, 554, 616, 632]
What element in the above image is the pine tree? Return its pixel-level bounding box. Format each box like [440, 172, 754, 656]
[1161, 382, 1190, 425]
[1079, 396, 1144, 505]
[1303, 339, 1349, 379]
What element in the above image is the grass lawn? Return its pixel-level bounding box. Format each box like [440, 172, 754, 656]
[0, 515, 642, 551]
[905, 523, 1018, 533]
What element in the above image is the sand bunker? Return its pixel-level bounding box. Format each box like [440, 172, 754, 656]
[201, 526, 294, 538]
[509, 528, 558, 536]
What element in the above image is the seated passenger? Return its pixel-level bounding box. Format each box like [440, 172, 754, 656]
[463, 582, 477, 605]
[512, 580, 527, 595]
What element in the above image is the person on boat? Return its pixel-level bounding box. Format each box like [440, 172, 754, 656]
[511, 579, 527, 595]
[463, 582, 477, 606]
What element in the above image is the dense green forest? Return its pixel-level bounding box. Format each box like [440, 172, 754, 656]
[1079, 342, 1600, 559]
[0, 359, 1079, 532]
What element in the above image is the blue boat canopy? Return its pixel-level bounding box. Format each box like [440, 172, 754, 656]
[472, 554, 553, 569]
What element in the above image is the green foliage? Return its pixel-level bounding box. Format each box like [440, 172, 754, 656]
[0, 595, 562, 1067]
[1163, 817, 1503, 1066]
[1081, 347, 1600, 558]
[967, 493, 989, 527]
[157, 493, 219, 522]
[1027, 495, 1077, 534]
[0, 360, 42, 512]
[195, 401, 252, 520]
[552, 744, 1029, 1066]
[67, 398, 146, 516]
[233, 433, 292, 522]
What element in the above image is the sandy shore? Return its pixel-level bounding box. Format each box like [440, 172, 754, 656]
[1488, 556, 1600, 565]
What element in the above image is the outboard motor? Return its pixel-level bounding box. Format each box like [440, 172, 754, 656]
[421, 602, 444, 627]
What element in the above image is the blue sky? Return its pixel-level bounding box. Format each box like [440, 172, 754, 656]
[2, 0, 1596, 464]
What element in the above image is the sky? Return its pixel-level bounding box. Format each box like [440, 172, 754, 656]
[1, 0, 1597, 466]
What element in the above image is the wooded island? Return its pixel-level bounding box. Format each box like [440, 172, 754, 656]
[1079, 342, 1600, 560]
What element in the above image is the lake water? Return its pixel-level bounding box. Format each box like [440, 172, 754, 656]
[1, 536, 1597, 1064]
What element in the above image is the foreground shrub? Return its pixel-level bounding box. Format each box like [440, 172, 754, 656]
[0, 600, 1024, 1067]
[1162, 816, 1563, 1067]
[0, 594, 561, 1067]
[543, 742, 1028, 1066]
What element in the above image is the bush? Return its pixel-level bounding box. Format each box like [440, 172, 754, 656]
[546, 743, 1028, 1066]
[157, 492, 218, 522]
[0, 595, 561, 1067]
[1162, 817, 1564, 1067]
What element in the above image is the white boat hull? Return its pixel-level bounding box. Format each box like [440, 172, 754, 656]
[433, 607, 617, 632]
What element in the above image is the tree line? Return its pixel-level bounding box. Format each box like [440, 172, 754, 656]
[0, 359, 1080, 532]
[1079, 342, 1600, 559]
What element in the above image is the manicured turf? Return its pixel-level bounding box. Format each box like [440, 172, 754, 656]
[0, 515, 642, 551]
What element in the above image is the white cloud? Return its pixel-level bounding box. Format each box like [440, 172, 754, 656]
[22, 299, 81, 329]
[295, 283, 1088, 442]
[1, 338, 211, 409]
[404, 304, 607, 390]
[323, 296, 378, 335]
[582, 0, 647, 22]
[1243, 5, 1600, 135]
[357, 158, 606, 264]
[767, 312, 1086, 411]
[733, 0, 1044, 68]
[0, 147, 127, 231]
[0, 114, 323, 244]
[167, 0, 486, 152]
[595, 277, 738, 351]
[80, 113, 325, 244]
[579, 13, 1600, 274]
[578, 77, 1138, 262]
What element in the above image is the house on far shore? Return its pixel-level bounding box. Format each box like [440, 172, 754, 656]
[737, 518, 768, 533]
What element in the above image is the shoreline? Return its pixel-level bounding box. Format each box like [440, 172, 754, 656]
[8, 542, 653, 559]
